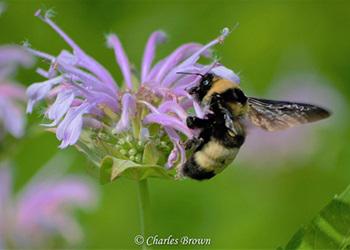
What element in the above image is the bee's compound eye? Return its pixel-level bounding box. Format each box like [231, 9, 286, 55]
[200, 73, 213, 87]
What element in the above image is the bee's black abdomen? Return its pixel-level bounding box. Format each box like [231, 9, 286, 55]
[182, 157, 215, 180]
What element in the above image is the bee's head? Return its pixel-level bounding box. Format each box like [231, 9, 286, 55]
[188, 73, 215, 102]
[177, 71, 247, 107]
[176, 72, 215, 102]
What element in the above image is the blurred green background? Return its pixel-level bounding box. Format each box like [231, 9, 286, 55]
[1, 0, 350, 249]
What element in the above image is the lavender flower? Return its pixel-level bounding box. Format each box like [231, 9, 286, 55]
[0, 45, 33, 139]
[0, 158, 98, 248]
[26, 10, 239, 180]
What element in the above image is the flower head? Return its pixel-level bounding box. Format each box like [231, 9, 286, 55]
[26, 10, 239, 180]
[0, 159, 98, 248]
[0, 45, 33, 139]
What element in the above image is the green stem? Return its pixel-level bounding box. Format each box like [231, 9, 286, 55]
[137, 179, 150, 250]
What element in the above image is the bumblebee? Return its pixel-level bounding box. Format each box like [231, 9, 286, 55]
[180, 72, 331, 180]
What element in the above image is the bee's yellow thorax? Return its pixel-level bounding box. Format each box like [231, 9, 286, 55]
[203, 79, 240, 103]
[203, 79, 247, 116]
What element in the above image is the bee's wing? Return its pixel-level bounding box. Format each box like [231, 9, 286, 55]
[247, 97, 331, 131]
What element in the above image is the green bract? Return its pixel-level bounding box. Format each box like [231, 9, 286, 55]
[100, 157, 174, 183]
[76, 124, 178, 183]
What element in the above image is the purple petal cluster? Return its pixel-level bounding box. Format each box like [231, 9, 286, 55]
[0, 163, 98, 248]
[26, 10, 239, 168]
[0, 45, 33, 139]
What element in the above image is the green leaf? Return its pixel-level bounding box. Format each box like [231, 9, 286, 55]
[283, 185, 350, 249]
[99, 156, 174, 183]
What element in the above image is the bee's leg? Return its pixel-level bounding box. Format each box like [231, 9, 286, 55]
[189, 125, 213, 148]
[186, 116, 209, 129]
[210, 93, 226, 114]
[184, 137, 204, 150]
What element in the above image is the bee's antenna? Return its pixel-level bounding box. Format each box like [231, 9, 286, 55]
[176, 72, 204, 77]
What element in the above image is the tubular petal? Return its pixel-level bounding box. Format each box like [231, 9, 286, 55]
[143, 113, 193, 138]
[211, 65, 240, 83]
[161, 28, 230, 86]
[107, 34, 133, 90]
[46, 90, 75, 125]
[26, 76, 63, 113]
[141, 31, 167, 83]
[56, 103, 92, 148]
[154, 43, 205, 83]
[158, 101, 188, 121]
[114, 93, 136, 133]
[24, 47, 55, 62]
[35, 10, 117, 91]
[180, 28, 229, 67]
